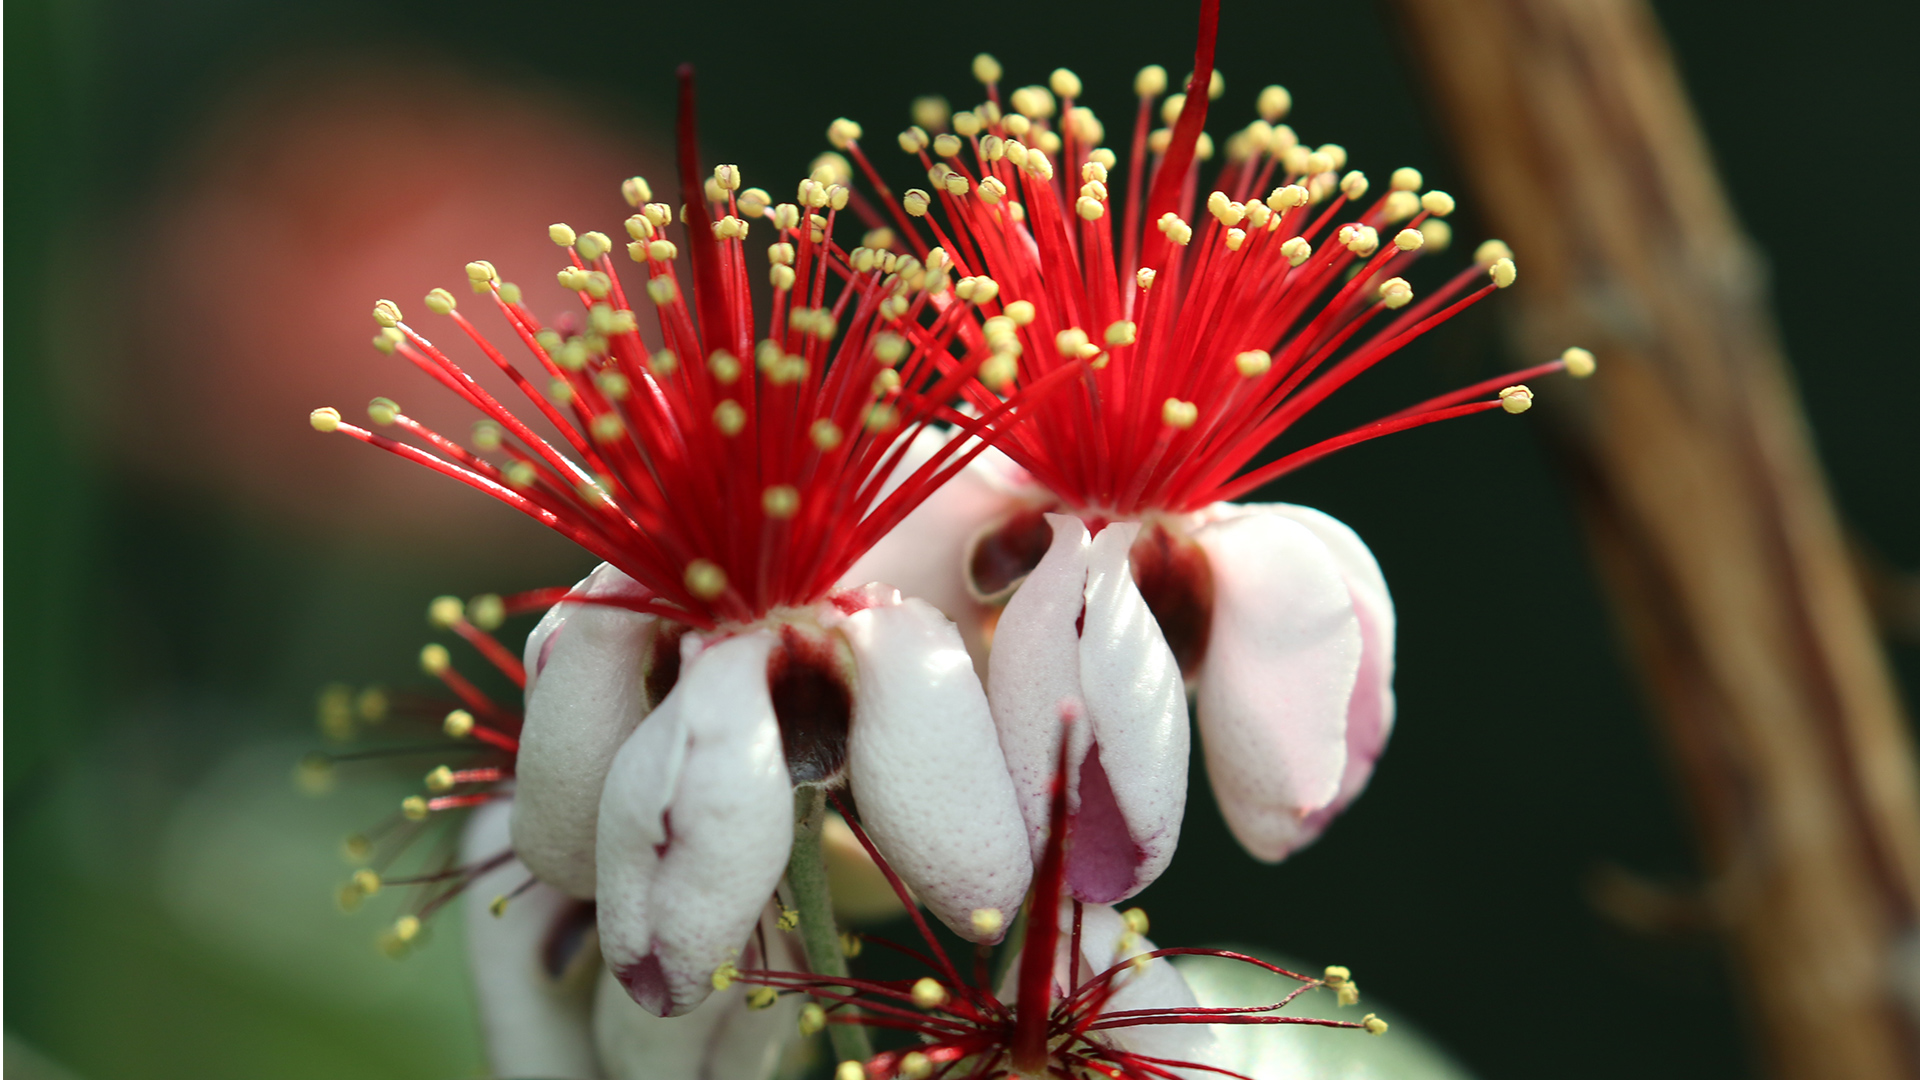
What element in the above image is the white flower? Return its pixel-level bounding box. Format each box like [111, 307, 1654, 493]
[512, 565, 1032, 1016]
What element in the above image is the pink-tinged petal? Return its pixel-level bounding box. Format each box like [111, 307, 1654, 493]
[841, 429, 1037, 677]
[1264, 504, 1396, 819]
[987, 514, 1094, 862]
[591, 906, 802, 1080]
[835, 593, 1032, 942]
[1190, 510, 1362, 862]
[596, 631, 794, 1016]
[461, 799, 603, 1080]
[1073, 522, 1188, 903]
[513, 563, 663, 898]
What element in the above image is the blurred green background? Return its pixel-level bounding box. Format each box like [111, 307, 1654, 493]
[6, 0, 1915, 1077]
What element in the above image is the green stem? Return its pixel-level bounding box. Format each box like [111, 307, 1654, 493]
[788, 785, 873, 1065]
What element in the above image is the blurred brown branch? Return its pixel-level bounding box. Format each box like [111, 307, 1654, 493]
[1386, 1, 1920, 1076]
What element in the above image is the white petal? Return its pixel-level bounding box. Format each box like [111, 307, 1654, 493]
[1191, 509, 1362, 862]
[1073, 522, 1188, 903]
[986, 514, 1093, 862]
[836, 594, 1032, 941]
[596, 632, 794, 1016]
[841, 428, 1036, 678]
[462, 799, 603, 1080]
[592, 907, 803, 1080]
[1071, 904, 1217, 1070]
[1262, 504, 1396, 813]
[513, 563, 664, 898]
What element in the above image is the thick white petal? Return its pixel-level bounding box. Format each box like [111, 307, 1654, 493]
[592, 907, 802, 1080]
[513, 564, 663, 898]
[1263, 505, 1396, 813]
[837, 594, 1031, 941]
[986, 514, 1093, 861]
[596, 632, 794, 1016]
[1191, 510, 1362, 862]
[841, 428, 1030, 677]
[462, 799, 603, 1080]
[1073, 522, 1188, 903]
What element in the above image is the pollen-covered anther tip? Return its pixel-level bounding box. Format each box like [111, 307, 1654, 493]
[1258, 83, 1292, 121]
[910, 977, 949, 1010]
[1162, 398, 1199, 429]
[1475, 239, 1514, 266]
[393, 914, 422, 943]
[970, 907, 1005, 936]
[548, 222, 577, 248]
[747, 987, 779, 1010]
[427, 595, 464, 629]
[352, 868, 381, 896]
[835, 1061, 867, 1080]
[464, 259, 498, 287]
[488, 894, 510, 918]
[1490, 257, 1518, 288]
[1322, 964, 1352, 986]
[1499, 385, 1535, 414]
[973, 52, 1002, 85]
[684, 559, 728, 600]
[1378, 278, 1414, 309]
[903, 188, 931, 217]
[1363, 1013, 1389, 1036]
[419, 643, 451, 675]
[762, 484, 800, 519]
[798, 1003, 828, 1037]
[1391, 166, 1423, 191]
[622, 175, 653, 207]
[713, 163, 743, 191]
[1394, 227, 1425, 252]
[401, 795, 430, 821]
[1122, 907, 1150, 935]
[1104, 320, 1137, 347]
[1420, 190, 1456, 217]
[1562, 346, 1597, 378]
[897, 1052, 933, 1080]
[1136, 267, 1157, 290]
[1076, 195, 1105, 221]
[443, 709, 474, 738]
[425, 765, 455, 793]
[371, 299, 403, 328]
[309, 407, 342, 433]
[1235, 349, 1272, 377]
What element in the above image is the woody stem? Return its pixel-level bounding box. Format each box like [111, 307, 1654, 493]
[788, 785, 873, 1065]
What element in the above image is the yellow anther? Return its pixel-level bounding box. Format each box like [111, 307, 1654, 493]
[343, 833, 372, 863]
[1135, 64, 1168, 97]
[1499, 384, 1534, 413]
[1206, 190, 1242, 226]
[930, 132, 964, 159]
[1418, 221, 1453, 256]
[394, 914, 421, 942]
[1160, 93, 1187, 127]
[1306, 151, 1335, 176]
[1245, 202, 1272, 229]
[912, 95, 950, 132]
[708, 350, 742, 384]
[1267, 184, 1309, 212]
[647, 277, 678, 305]
[1162, 398, 1199, 429]
[862, 402, 899, 431]
[425, 765, 455, 793]
[489, 894, 510, 917]
[464, 259, 498, 285]
[591, 412, 626, 443]
[1163, 217, 1193, 245]
[836, 1061, 867, 1080]
[773, 906, 800, 932]
[942, 173, 970, 198]
[903, 189, 931, 217]
[1339, 171, 1369, 201]
[428, 595, 464, 628]
[1104, 321, 1137, 346]
[1197, 68, 1226, 99]
[953, 110, 984, 138]
[684, 560, 728, 600]
[372, 299, 403, 327]
[1341, 224, 1380, 257]
[466, 594, 504, 631]
[762, 485, 800, 519]
[1010, 85, 1056, 119]
[401, 795, 430, 821]
[309, 407, 342, 433]
[1379, 278, 1414, 309]
[1004, 299, 1036, 325]
[1122, 907, 1151, 935]
[1236, 349, 1273, 377]
[970, 908, 1005, 937]
[1049, 67, 1084, 99]
[711, 960, 740, 991]
[799, 1003, 828, 1036]
[1073, 195, 1102, 221]
[872, 369, 902, 396]
[810, 419, 843, 451]
[1490, 257, 1518, 288]
[503, 460, 536, 488]
[1363, 1014, 1389, 1036]
[1323, 965, 1352, 986]
[899, 1052, 933, 1080]
[336, 882, 364, 912]
[738, 188, 771, 217]
[1387, 167, 1421, 192]
[351, 868, 382, 896]
[443, 709, 475, 738]
[898, 126, 929, 154]
[1420, 190, 1456, 217]
[770, 265, 796, 291]
[1225, 228, 1247, 251]
[1475, 239, 1514, 266]
[1338, 983, 1362, 1007]
[980, 354, 1018, 391]
[840, 931, 864, 958]
[972, 52, 1002, 85]
[650, 349, 679, 375]
[1562, 346, 1597, 378]
[557, 266, 590, 291]
[1055, 327, 1090, 358]
[747, 986, 779, 1010]
[622, 176, 653, 206]
[1380, 191, 1420, 224]
[911, 977, 949, 1009]
[643, 202, 674, 228]
[361, 395, 401, 426]
[978, 176, 1008, 204]
[548, 223, 577, 247]
[712, 400, 746, 437]
[372, 327, 401, 354]
[419, 643, 450, 675]
[1253, 83, 1292, 122]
